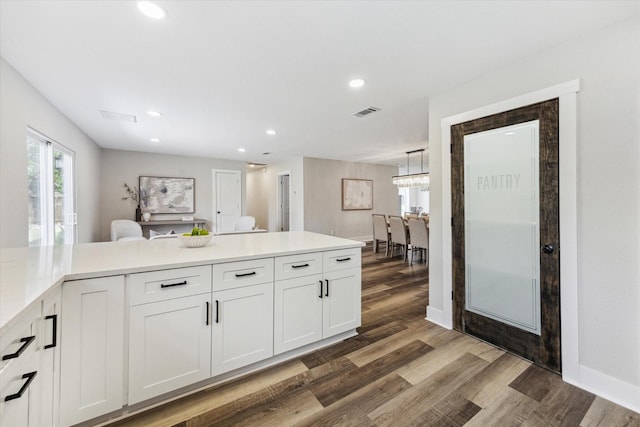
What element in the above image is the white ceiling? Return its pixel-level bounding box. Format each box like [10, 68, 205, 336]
[1, 1, 637, 169]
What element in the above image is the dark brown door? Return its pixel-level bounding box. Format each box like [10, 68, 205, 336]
[451, 99, 561, 373]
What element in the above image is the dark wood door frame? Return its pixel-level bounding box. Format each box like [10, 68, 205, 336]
[451, 99, 561, 373]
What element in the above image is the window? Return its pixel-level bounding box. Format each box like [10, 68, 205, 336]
[27, 129, 76, 246]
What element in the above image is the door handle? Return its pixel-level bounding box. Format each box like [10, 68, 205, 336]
[44, 314, 57, 349]
[325, 279, 329, 297]
[2, 336, 35, 360]
[319, 280, 323, 298]
[4, 372, 37, 402]
[542, 244, 554, 254]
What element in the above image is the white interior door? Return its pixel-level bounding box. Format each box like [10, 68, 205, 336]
[213, 169, 241, 233]
[278, 173, 290, 232]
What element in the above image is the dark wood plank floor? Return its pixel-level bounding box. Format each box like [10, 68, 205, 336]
[108, 244, 640, 427]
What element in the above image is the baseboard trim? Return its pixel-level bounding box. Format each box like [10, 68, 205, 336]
[426, 305, 451, 329]
[563, 365, 640, 414]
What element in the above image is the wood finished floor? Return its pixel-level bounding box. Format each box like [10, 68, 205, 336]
[108, 244, 640, 427]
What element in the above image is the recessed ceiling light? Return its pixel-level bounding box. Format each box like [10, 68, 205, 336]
[349, 78, 366, 88]
[137, 1, 166, 19]
[150, 137, 160, 142]
[147, 111, 163, 117]
[266, 129, 277, 136]
[238, 148, 246, 153]
[505, 132, 515, 135]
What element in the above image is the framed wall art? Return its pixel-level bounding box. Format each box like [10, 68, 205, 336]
[342, 178, 373, 210]
[139, 176, 195, 214]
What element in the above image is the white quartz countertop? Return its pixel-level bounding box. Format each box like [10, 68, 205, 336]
[0, 231, 364, 333]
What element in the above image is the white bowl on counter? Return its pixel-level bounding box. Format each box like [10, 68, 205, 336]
[177, 234, 213, 248]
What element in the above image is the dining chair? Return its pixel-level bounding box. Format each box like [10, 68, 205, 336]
[110, 219, 146, 241]
[372, 214, 390, 255]
[388, 215, 410, 260]
[407, 218, 429, 265]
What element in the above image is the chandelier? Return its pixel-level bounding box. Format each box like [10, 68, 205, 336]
[392, 149, 429, 189]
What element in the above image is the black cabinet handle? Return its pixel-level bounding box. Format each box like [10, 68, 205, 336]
[292, 263, 309, 269]
[215, 300, 220, 323]
[336, 257, 351, 262]
[4, 371, 37, 402]
[235, 271, 256, 278]
[325, 279, 329, 297]
[319, 280, 323, 298]
[44, 314, 57, 349]
[206, 302, 210, 326]
[2, 336, 35, 361]
[160, 280, 187, 288]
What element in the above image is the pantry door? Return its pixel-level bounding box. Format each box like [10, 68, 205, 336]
[451, 99, 561, 373]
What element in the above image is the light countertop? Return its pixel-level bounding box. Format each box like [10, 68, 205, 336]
[0, 231, 364, 333]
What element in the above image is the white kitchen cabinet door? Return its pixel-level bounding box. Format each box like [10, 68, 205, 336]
[128, 294, 211, 404]
[212, 283, 274, 375]
[273, 274, 323, 355]
[322, 268, 361, 339]
[39, 288, 61, 427]
[60, 276, 124, 427]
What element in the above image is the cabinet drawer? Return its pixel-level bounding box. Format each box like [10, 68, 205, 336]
[1, 305, 40, 371]
[129, 265, 212, 305]
[213, 258, 273, 291]
[323, 248, 361, 272]
[274, 252, 323, 281]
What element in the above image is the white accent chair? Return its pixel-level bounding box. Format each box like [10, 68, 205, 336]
[407, 218, 429, 265]
[233, 216, 256, 231]
[110, 220, 146, 242]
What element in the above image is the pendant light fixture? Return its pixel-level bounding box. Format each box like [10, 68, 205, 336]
[392, 149, 429, 189]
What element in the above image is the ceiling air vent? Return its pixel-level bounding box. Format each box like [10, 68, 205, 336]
[100, 110, 137, 123]
[354, 106, 381, 117]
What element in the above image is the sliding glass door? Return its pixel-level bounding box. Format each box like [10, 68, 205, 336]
[27, 129, 76, 246]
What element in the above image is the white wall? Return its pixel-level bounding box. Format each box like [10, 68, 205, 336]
[100, 149, 245, 241]
[303, 157, 399, 240]
[246, 167, 269, 230]
[428, 17, 639, 408]
[0, 58, 102, 248]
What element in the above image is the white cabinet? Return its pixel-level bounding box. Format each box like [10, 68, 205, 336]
[128, 266, 212, 405]
[39, 288, 61, 427]
[60, 276, 125, 427]
[0, 306, 41, 427]
[212, 259, 274, 375]
[274, 249, 361, 355]
[274, 273, 323, 354]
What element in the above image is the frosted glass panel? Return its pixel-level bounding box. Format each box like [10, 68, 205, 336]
[464, 120, 541, 335]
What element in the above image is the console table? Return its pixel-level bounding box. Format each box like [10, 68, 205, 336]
[137, 219, 207, 238]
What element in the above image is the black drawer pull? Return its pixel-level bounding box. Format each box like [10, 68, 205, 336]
[336, 257, 351, 262]
[292, 263, 309, 269]
[206, 302, 210, 326]
[2, 336, 35, 361]
[235, 271, 256, 278]
[44, 314, 57, 349]
[319, 280, 323, 299]
[160, 280, 188, 289]
[5, 371, 37, 402]
[325, 279, 329, 297]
